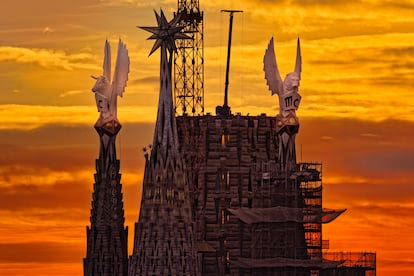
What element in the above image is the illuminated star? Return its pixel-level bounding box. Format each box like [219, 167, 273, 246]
[138, 9, 190, 56]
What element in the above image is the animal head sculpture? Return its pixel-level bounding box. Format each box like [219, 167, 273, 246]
[91, 76, 110, 95]
[284, 72, 300, 94]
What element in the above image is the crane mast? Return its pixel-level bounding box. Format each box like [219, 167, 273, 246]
[216, 9, 243, 116]
[174, 0, 204, 115]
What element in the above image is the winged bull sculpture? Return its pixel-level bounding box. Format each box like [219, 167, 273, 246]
[264, 37, 301, 128]
[91, 40, 130, 126]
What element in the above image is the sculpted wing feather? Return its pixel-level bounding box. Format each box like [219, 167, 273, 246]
[264, 37, 283, 95]
[112, 39, 130, 97]
[295, 37, 302, 80]
[103, 40, 111, 82]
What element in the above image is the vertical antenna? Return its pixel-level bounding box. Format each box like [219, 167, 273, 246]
[174, 0, 204, 115]
[216, 9, 243, 116]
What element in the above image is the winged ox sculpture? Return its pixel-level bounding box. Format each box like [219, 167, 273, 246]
[91, 40, 130, 125]
[264, 37, 302, 121]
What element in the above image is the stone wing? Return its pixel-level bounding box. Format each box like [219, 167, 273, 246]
[295, 38, 302, 80]
[112, 39, 130, 97]
[264, 37, 283, 95]
[103, 40, 111, 83]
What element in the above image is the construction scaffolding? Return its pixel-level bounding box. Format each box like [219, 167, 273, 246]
[176, 114, 376, 275]
[323, 252, 376, 276]
[298, 162, 323, 261]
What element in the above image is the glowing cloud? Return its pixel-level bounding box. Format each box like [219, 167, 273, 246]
[0, 47, 98, 71]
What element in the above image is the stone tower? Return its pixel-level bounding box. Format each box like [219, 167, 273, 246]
[129, 10, 198, 276]
[84, 40, 130, 276]
[84, 121, 129, 276]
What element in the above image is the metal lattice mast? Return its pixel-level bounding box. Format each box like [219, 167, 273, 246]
[174, 0, 204, 115]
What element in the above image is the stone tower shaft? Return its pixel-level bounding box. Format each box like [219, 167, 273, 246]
[129, 11, 198, 276]
[84, 122, 128, 276]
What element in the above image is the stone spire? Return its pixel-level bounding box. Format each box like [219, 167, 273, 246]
[84, 122, 128, 276]
[84, 40, 130, 276]
[129, 10, 198, 276]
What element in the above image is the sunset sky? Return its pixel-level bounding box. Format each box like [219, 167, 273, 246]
[1, 0, 413, 275]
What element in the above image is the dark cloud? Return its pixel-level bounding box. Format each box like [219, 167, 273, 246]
[380, 1, 414, 10]
[354, 204, 414, 220]
[356, 151, 414, 173]
[288, 0, 414, 10]
[0, 123, 154, 148]
[0, 123, 154, 171]
[366, 73, 414, 87]
[382, 260, 414, 269]
[297, 118, 414, 178]
[0, 242, 82, 263]
[290, 0, 358, 5]
[390, 62, 414, 70]
[130, 76, 158, 85]
[325, 182, 414, 205]
[0, 171, 141, 215]
[309, 56, 377, 66]
[296, 20, 413, 42]
[256, 0, 357, 5]
[382, 46, 414, 56]
[0, 123, 149, 232]
[0, 181, 90, 211]
[310, 46, 414, 74]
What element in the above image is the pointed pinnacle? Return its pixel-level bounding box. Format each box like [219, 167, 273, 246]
[154, 9, 161, 25]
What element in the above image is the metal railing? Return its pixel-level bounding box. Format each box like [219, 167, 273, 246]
[323, 251, 376, 270]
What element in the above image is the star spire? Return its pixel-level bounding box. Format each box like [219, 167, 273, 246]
[139, 9, 190, 56]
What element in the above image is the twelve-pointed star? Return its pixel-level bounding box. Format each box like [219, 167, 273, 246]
[139, 9, 190, 56]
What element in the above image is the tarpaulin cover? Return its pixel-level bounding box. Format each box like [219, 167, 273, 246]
[233, 257, 344, 269]
[322, 208, 346, 223]
[227, 207, 346, 224]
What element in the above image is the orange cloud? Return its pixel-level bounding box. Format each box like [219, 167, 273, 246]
[0, 47, 98, 71]
[59, 90, 85, 98]
[0, 105, 157, 130]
